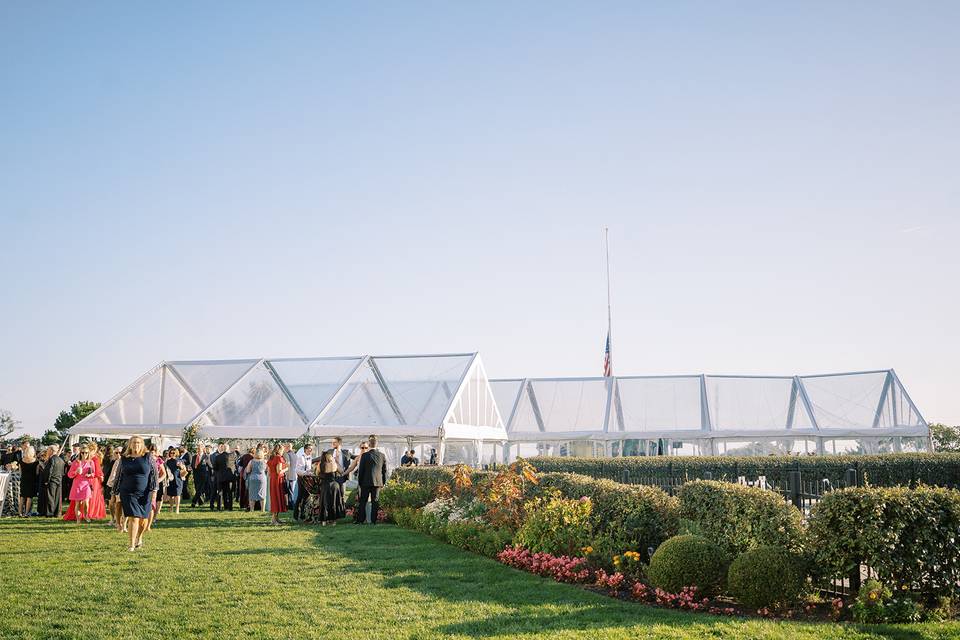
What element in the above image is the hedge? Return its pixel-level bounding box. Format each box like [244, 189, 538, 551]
[677, 480, 805, 556]
[534, 473, 679, 562]
[393, 467, 679, 562]
[527, 453, 960, 489]
[807, 485, 960, 598]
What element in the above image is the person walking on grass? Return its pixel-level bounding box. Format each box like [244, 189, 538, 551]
[119, 436, 156, 552]
[66, 446, 95, 523]
[356, 435, 387, 525]
[164, 448, 186, 514]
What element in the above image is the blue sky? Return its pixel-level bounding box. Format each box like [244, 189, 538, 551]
[1, 2, 958, 435]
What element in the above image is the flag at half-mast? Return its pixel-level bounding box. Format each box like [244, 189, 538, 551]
[603, 331, 612, 377]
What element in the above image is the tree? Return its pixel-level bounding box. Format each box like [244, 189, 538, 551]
[930, 423, 960, 453]
[42, 401, 101, 446]
[0, 409, 19, 446]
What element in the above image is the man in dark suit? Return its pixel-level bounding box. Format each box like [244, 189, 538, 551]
[326, 436, 352, 478]
[191, 445, 212, 507]
[214, 444, 237, 511]
[40, 445, 66, 517]
[356, 435, 387, 524]
[210, 443, 226, 511]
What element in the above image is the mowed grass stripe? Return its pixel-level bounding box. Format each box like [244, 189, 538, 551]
[0, 510, 957, 639]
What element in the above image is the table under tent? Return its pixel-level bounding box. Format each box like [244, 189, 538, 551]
[68, 353, 507, 467]
[490, 369, 931, 460]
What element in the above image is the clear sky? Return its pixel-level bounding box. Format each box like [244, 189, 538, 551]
[1, 2, 958, 436]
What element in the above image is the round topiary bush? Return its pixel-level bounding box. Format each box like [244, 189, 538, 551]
[647, 534, 729, 596]
[727, 545, 806, 610]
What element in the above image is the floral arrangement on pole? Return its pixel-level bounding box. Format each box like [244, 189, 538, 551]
[181, 423, 202, 451]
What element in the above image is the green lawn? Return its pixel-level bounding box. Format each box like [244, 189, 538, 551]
[1, 510, 957, 640]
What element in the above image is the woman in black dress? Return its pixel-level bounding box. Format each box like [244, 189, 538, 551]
[314, 452, 345, 526]
[18, 444, 39, 517]
[119, 436, 155, 552]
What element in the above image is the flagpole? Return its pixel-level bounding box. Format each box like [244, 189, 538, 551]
[605, 226, 612, 375]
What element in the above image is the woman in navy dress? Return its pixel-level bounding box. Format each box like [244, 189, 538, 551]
[164, 449, 185, 514]
[119, 436, 155, 552]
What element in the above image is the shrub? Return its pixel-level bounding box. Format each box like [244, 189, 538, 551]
[808, 485, 960, 598]
[850, 579, 924, 624]
[444, 520, 514, 558]
[677, 480, 804, 556]
[391, 466, 493, 496]
[646, 535, 729, 596]
[536, 473, 679, 563]
[379, 480, 435, 510]
[516, 492, 593, 556]
[726, 546, 806, 610]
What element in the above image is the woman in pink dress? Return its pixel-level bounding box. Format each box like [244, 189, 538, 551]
[65, 444, 106, 521]
[67, 446, 96, 523]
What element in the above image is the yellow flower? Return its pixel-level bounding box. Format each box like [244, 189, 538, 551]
[581, 546, 593, 555]
[868, 591, 879, 601]
[613, 555, 621, 566]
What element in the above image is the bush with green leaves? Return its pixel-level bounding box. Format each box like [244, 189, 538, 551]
[808, 485, 960, 598]
[727, 546, 806, 610]
[379, 480, 435, 511]
[647, 534, 729, 596]
[677, 480, 805, 556]
[445, 520, 514, 558]
[516, 492, 593, 557]
[535, 473, 679, 563]
[850, 579, 924, 624]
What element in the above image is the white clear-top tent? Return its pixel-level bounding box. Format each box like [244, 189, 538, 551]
[69, 353, 506, 466]
[491, 370, 930, 458]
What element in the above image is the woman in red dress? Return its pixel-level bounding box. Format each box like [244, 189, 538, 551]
[64, 443, 106, 522]
[266, 444, 288, 526]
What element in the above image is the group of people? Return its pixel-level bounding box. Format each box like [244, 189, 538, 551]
[1, 434, 394, 542]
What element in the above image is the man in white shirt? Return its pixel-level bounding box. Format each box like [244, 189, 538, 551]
[293, 443, 314, 520]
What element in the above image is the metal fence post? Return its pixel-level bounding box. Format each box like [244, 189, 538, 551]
[789, 469, 803, 510]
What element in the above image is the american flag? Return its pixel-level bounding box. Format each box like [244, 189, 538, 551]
[603, 331, 612, 377]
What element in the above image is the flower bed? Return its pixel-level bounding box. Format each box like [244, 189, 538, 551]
[387, 461, 960, 623]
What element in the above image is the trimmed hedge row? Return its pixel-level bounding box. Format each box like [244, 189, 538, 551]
[808, 485, 960, 597]
[392, 466, 680, 563]
[677, 480, 805, 556]
[527, 453, 960, 488]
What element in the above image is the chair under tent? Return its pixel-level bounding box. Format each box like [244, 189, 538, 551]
[68, 353, 508, 468]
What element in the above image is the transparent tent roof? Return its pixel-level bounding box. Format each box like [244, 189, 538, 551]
[71, 353, 506, 442]
[495, 370, 928, 442]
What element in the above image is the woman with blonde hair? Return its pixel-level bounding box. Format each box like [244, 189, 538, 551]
[244, 447, 267, 512]
[118, 436, 155, 551]
[66, 443, 106, 522]
[17, 441, 38, 517]
[66, 445, 96, 523]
